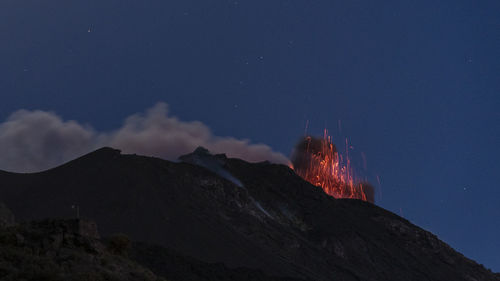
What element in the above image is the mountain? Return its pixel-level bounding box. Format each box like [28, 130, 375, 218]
[0, 147, 498, 281]
[0, 211, 304, 281]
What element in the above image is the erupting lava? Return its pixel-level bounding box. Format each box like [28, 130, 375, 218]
[291, 130, 374, 203]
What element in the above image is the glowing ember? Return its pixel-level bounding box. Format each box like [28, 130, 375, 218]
[291, 130, 373, 202]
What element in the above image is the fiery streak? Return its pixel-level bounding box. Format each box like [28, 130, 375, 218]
[292, 130, 369, 201]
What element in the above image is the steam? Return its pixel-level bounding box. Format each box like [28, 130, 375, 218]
[179, 147, 244, 188]
[0, 109, 99, 172]
[0, 103, 289, 173]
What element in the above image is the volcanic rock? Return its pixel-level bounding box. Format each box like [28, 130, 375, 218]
[0, 147, 498, 281]
[0, 218, 164, 281]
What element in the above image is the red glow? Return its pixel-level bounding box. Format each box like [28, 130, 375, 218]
[293, 130, 369, 201]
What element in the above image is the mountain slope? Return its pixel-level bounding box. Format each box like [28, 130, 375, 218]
[0, 218, 165, 281]
[0, 147, 497, 281]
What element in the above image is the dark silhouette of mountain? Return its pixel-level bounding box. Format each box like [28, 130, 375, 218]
[129, 241, 310, 281]
[0, 216, 165, 281]
[0, 209, 305, 281]
[0, 147, 498, 281]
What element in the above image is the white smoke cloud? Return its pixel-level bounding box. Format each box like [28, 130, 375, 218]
[0, 103, 289, 173]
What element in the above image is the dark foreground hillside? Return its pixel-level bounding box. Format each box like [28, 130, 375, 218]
[0, 148, 498, 281]
[0, 207, 307, 281]
[0, 216, 164, 281]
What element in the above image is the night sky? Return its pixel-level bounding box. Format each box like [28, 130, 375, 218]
[1, 0, 499, 271]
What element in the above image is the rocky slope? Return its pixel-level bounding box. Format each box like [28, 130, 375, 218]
[0, 217, 164, 281]
[0, 208, 302, 281]
[0, 147, 498, 281]
[129, 241, 309, 281]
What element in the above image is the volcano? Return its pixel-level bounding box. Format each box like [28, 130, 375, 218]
[0, 147, 498, 281]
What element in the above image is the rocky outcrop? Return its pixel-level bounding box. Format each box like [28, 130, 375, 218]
[0, 218, 165, 281]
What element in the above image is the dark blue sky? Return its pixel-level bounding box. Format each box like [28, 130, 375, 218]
[1, 0, 499, 271]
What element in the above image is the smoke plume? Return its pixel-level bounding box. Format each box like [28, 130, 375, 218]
[290, 136, 336, 175]
[0, 103, 289, 172]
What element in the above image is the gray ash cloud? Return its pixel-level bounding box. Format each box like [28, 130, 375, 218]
[0, 103, 288, 172]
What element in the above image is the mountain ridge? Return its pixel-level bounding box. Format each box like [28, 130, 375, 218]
[0, 147, 497, 281]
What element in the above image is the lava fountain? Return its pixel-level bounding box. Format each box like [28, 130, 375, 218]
[291, 130, 374, 203]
